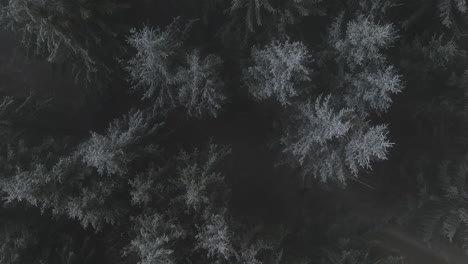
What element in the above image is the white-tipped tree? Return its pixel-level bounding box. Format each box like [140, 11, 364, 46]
[175, 50, 226, 118]
[330, 16, 403, 113]
[0, 0, 122, 84]
[245, 40, 311, 106]
[126, 21, 184, 106]
[127, 20, 226, 118]
[129, 213, 185, 264]
[277, 16, 401, 185]
[79, 109, 161, 176]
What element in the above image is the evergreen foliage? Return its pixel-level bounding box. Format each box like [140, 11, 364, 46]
[274, 16, 401, 184]
[79, 109, 161, 176]
[225, 0, 324, 40]
[0, 222, 34, 264]
[126, 20, 185, 104]
[405, 156, 468, 255]
[1, 0, 468, 263]
[129, 213, 184, 264]
[127, 20, 226, 117]
[246, 40, 311, 105]
[0, 0, 123, 84]
[175, 50, 226, 118]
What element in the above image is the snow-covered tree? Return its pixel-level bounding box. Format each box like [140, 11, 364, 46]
[246, 40, 311, 105]
[229, 0, 276, 33]
[126, 20, 185, 105]
[79, 109, 161, 176]
[225, 0, 324, 40]
[281, 95, 352, 166]
[0, 0, 123, 84]
[127, 20, 226, 118]
[176, 143, 231, 212]
[127, 143, 234, 263]
[1, 142, 128, 229]
[175, 50, 226, 118]
[195, 213, 233, 260]
[438, 0, 468, 28]
[422, 35, 463, 68]
[345, 125, 393, 175]
[334, 17, 403, 112]
[0, 106, 163, 230]
[279, 14, 400, 184]
[277, 15, 401, 184]
[129, 165, 168, 206]
[332, 16, 397, 70]
[404, 156, 468, 255]
[280, 96, 393, 184]
[4, 1, 468, 263]
[346, 66, 402, 112]
[129, 213, 185, 264]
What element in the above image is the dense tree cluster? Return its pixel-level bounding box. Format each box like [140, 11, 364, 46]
[1, 0, 468, 263]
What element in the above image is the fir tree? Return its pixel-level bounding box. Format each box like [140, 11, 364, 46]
[0, 0, 124, 84]
[127, 20, 226, 117]
[126, 20, 185, 106]
[1, 1, 468, 263]
[245, 39, 311, 106]
[79, 109, 161, 176]
[175, 50, 226, 118]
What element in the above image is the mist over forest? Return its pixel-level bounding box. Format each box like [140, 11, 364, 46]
[1, 1, 468, 263]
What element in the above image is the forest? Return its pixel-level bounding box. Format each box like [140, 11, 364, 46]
[1, 0, 468, 263]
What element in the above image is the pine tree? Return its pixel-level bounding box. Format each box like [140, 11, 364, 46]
[438, 0, 468, 28]
[281, 95, 352, 166]
[0, 107, 163, 230]
[3, 1, 468, 263]
[127, 143, 233, 263]
[128, 213, 185, 264]
[126, 20, 185, 106]
[175, 50, 226, 118]
[0, 221, 35, 264]
[225, 0, 324, 40]
[1, 141, 127, 230]
[79, 109, 161, 176]
[329, 15, 402, 113]
[195, 213, 233, 260]
[281, 97, 393, 184]
[345, 125, 393, 175]
[0, 0, 123, 85]
[127, 20, 226, 118]
[229, 0, 276, 34]
[406, 156, 468, 256]
[276, 15, 400, 185]
[245, 40, 311, 106]
[422, 35, 463, 68]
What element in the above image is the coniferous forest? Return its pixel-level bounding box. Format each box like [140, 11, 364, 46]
[2, 0, 468, 263]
